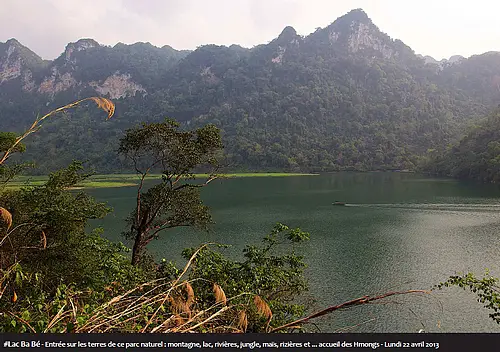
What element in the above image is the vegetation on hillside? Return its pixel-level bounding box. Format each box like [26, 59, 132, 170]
[1, 10, 499, 174]
[420, 108, 500, 183]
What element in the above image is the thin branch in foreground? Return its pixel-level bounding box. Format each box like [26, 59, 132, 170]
[270, 290, 430, 333]
[7, 312, 36, 333]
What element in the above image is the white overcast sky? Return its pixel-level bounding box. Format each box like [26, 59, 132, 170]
[1, 0, 499, 60]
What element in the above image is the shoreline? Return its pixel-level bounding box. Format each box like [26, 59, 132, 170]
[5, 173, 320, 189]
[5, 171, 430, 190]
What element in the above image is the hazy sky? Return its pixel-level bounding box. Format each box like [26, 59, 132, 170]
[1, 0, 499, 60]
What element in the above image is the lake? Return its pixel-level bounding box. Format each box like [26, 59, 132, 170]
[86, 172, 500, 333]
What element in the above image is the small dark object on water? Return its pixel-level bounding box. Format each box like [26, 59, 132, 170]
[333, 201, 346, 206]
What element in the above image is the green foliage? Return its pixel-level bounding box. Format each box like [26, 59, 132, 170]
[119, 118, 222, 174]
[0, 162, 150, 333]
[66, 41, 190, 88]
[0, 162, 35, 188]
[437, 52, 500, 107]
[436, 271, 500, 324]
[181, 223, 310, 331]
[0, 161, 112, 283]
[0, 132, 25, 154]
[1, 223, 311, 333]
[0, 262, 147, 333]
[0, 131, 30, 185]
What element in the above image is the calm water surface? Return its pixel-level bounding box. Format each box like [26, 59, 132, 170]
[87, 173, 500, 333]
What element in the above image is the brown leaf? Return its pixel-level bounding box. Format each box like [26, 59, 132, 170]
[182, 302, 192, 318]
[213, 283, 227, 305]
[41, 230, 47, 249]
[0, 207, 12, 231]
[173, 314, 184, 326]
[254, 295, 272, 320]
[185, 282, 195, 307]
[90, 97, 115, 119]
[12, 291, 17, 303]
[238, 310, 248, 332]
[169, 296, 185, 315]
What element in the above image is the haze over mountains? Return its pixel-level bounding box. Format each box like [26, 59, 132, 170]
[1, 9, 500, 174]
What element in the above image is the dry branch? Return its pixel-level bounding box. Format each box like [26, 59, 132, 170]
[270, 290, 429, 332]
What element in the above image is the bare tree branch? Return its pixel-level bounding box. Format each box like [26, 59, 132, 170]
[172, 174, 218, 192]
[270, 290, 430, 333]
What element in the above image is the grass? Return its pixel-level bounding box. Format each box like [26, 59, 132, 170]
[5, 173, 319, 189]
[89, 173, 318, 180]
[216, 173, 318, 177]
[70, 182, 138, 189]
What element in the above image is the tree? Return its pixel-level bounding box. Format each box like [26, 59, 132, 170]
[119, 118, 223, 265]
[0, 132, 31, 187]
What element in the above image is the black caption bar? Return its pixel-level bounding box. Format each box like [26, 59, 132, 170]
[0, 334, 498, 352]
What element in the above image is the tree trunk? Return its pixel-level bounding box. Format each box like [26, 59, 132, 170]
[131, 234, 145, 266]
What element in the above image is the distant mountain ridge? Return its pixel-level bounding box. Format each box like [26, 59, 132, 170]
[1, 8, 500, 173]
[0, 37, 191, 100]
[416, 54, 465, 67]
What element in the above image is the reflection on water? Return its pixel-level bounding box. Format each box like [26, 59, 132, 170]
[87, 173, 500, 333]
[346, 203, 500, 214]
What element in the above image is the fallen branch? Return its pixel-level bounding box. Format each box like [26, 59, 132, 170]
[270, 289, 429, 333]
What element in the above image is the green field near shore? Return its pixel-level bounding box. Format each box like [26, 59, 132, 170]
[5, 173, 319, 189]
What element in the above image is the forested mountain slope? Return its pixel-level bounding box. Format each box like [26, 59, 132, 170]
[1, 9, 500, 173]
[420, 109, 500, 183]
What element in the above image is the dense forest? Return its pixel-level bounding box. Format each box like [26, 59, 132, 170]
[420, 108, 500, 183]
[1, 9, 500, 175]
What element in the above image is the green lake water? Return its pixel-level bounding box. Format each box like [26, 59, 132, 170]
[86, 172, 500, 333]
